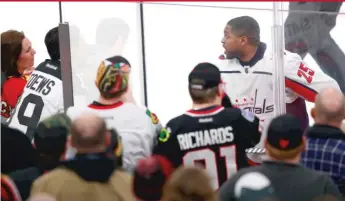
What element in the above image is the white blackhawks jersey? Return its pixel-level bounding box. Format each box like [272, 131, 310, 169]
[66, 102, 163, 173]
[8, 60, 63, 140]
[215, 43, 340, 131]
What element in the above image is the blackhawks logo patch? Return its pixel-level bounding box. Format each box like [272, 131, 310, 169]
[146, 109, 159, 124]
[158, 128, 170, 143]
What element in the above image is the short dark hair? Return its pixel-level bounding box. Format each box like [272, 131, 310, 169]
[227, 16, 260, 46]
[45, 27, 60, 60]
[189, 79, 218, 104]
[1, 30, 25, 77]
[96, 18, 130, 46]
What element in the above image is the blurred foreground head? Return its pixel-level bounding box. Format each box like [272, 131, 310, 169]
[311, 88, 345, 129]
[265, 114, 305, 161]
[28, 193, 56, 201]
[70, 113, 107, 153]
[133, 156, 174, 201]
[33, 113, 71, 160]
[163, 166, 216, 201]
[1, 30, 35, 76]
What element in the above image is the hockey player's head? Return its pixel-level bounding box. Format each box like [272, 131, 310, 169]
[33, 113, 72, 162]
[45, 27, 60, 60]
[1, 30, 36, 77]
[222, 16, 260, 59]
[95, 55, 131, 100]
[188, 62, 225, 105]
[265, 114, 306, 161]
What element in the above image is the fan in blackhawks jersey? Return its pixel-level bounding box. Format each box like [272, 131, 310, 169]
[152, 62, 261, 190]
[217, 16, 340, 133]
[8, 27, 63, 140]
[66, 55, 162, 173]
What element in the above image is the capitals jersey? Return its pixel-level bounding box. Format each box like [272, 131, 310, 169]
[66, 101, 162, 173]
[8, 60, 63, 140]
[152, 105, 261, 190]
[216, 42, 340, 132]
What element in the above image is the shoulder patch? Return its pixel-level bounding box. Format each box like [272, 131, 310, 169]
[146, 109, 159, 124]
[158, 128, 171, 143]
[241, 109, 255, 122]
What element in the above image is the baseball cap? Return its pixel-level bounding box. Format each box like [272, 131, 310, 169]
[266, 114, 304, 150]
[188, 62, 221, 90]
[95, 55, 131, 98]
[33, 113, 71, 155]
[133, 156, 174, 201]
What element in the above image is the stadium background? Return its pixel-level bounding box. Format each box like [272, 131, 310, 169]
[1, 2, 344, 125]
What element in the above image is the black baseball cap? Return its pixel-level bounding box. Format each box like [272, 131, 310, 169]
[188, 62, 221, 90]
[266, 114, 304, 150]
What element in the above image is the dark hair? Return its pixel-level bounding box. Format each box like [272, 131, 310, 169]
[96, 18, 130, 46]
[1, 30, 25, 77]
[189, 79, 218, 104]
[227, 16, 260, 46]
[45, 27, 60, 60]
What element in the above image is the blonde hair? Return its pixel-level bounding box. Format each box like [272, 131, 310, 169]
[163, 166, 216, 201]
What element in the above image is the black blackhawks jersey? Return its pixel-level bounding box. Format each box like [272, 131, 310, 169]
[8, 60, 63, 140]
[152, 105, 261, 190]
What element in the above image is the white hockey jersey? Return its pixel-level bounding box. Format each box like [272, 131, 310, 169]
[66, 101, 162, 173]
[8, 60, 63, 140]
[215, 43, 340, 131]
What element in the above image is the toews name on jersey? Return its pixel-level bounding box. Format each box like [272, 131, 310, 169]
[26, 73, 55, 96]
[177, 126, 234, 151]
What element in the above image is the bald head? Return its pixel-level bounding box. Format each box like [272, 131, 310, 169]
[71, 113, 107, 150]
[314, 88, 345, 123]
[28, 193, 57, 201]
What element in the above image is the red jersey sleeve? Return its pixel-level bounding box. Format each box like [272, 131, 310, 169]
[1, 77, 27, 118]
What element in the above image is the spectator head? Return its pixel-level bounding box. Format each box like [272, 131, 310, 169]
[95, 55, 131, 100]
[45, 27, 60, 60]
[222, 16, 260, 59]
[133, 155, 174, 201]
[28, 193, 57, 201]
[311, 88, 345, 129]
[188, 62, 225, 105]
[234, 172, 276, 201]
[265, 114, 305, 161]
[96, 18, 130, 48]
[163, 166, 216, 201]
[33, 113, 72, 161]
[70, 113, 107, 153]
[1, 30, 35, 77]
[1, 124, 36, 174]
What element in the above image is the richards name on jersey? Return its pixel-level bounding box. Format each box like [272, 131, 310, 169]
[177, 126, 234, 151]
[26, 73, 55, 96]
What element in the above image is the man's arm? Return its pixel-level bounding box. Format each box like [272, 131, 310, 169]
[152, 120, 181, 169]
[235, 109, 261, 147]
[284, 51, 340, 102]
